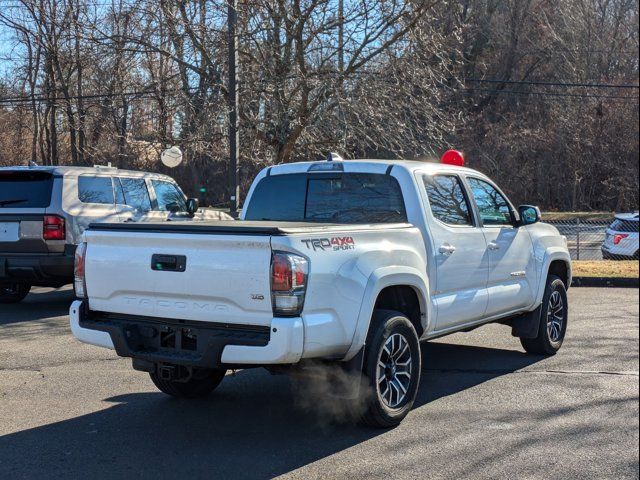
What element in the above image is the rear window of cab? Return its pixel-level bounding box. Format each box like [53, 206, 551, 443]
[244, 173, 407, 223]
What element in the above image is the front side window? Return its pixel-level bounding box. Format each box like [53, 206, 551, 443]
[117, 178, 151, 212]
[78, 176, 114, 205]
[244, 173, 407, 223]
[423, 175, 473, 226]
[467, 177, 513, 226]
[152, 180, 187, 212]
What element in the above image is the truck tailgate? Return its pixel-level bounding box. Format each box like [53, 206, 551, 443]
[84, 230, 274, 326]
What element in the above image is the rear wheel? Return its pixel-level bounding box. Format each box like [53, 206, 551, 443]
[149, 368, 227, 398]
[521, 275, 568, 355]
[360, 310, 421, 428]
[0, 283, 31, 304]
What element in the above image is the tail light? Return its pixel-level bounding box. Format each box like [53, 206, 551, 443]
[74, 242, 88, 299]
[614, 234, 629, 245]
[271, 252, 308, 317]
[43, 215, 65, 240]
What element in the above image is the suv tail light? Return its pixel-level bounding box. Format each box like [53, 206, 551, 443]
[74, 242, 88, 298]
[614, 233, 629, 245]
[271, 252, 308, 317]
[43, 215, 65, 240]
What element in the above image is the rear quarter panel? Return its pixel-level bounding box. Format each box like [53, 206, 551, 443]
[272, 226, 430, 360]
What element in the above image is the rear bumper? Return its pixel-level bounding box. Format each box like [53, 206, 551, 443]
[0, 251, 74, 287]
[69, 301, 304, 367]
[601, 246, 639, 260]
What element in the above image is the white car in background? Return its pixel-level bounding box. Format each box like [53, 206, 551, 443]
[601, 213, 639, 260]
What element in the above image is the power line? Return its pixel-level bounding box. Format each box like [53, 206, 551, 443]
[0, 84, 218, 105]
[463, 87, 638, 100]
[1, 79, 639, 106]
[467, 79, 640, 89]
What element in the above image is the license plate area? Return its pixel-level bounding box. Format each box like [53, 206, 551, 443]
[159, 326, 198, 351]
[0, 222, 19, 242]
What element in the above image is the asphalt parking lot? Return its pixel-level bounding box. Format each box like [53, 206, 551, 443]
[1, 287, 638, 480]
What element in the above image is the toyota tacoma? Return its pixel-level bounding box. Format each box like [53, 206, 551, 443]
[70, 152, 571, 427]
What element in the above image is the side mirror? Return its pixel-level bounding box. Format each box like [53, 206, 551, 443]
[186, 198, 199, 217]
[518, 205, 541, 226]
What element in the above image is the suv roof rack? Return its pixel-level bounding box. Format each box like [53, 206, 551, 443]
[93, 163, 117, 170]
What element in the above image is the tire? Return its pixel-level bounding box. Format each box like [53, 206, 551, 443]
[0, 283, 31, 304]
[520, 275, 568, 355]
[360, 310, 421, 428]
[149, 368, 227, 398]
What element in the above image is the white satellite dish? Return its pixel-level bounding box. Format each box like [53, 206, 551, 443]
[161, 146, 183, 168]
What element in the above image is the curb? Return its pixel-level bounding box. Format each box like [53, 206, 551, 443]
[571, 277, 639, 288]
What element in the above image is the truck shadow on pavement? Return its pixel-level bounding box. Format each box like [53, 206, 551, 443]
[0, 287, 73, 326]
[0, 342, 545, 479]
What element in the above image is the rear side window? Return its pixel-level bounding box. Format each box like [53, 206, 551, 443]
[0, 171, 53, 208]
[610, 219, 639, 233]
[423, 175, 473, 226]
[118, 178, 151, 212]
[244, 173, 407, 223]
[78, 176, 114, 205]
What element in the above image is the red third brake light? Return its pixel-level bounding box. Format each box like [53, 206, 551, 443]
[614, 234, 629, 245]
[441, 149, 465, 166]
[43, 215, 65, 240]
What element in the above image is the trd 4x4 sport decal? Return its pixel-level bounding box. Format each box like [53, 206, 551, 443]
[301, 237, 355, 251]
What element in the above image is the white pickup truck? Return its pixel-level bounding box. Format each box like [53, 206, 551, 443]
[70, 153, 571, 427]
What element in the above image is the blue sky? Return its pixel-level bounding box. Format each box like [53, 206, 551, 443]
[0, 24, 18, 79]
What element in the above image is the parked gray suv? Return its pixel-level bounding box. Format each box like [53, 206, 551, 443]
[0, 165, 230, 303]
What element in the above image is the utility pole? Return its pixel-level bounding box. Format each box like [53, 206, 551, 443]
[338, 0, 345, 73]
[227, 0, 240, 216]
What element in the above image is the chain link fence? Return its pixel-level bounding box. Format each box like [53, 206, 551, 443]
[546, 217, 639, 261]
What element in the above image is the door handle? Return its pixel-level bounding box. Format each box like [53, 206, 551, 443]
[488, 241, 500, 251]
[439, 244, 456, 255]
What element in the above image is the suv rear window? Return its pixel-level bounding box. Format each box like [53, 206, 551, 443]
[610, 219, 639, 233]
[0, 171, 53, 208]
[244, 173, 407, 223]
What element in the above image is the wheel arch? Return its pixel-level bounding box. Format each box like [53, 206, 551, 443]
[342, 267, 431, 362]
[534, 251, 572, 307]
[373, 285, 424, 338]
[548, 259, 570, 287]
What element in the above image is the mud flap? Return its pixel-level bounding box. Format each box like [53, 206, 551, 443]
[511, 305, 542, 339]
